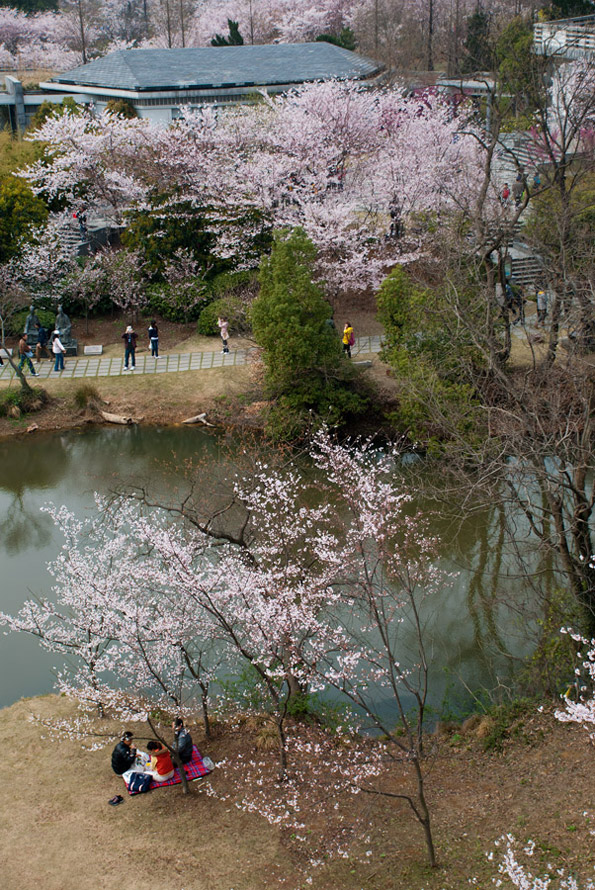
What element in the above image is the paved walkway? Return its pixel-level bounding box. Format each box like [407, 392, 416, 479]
[0, 336, 383, 382]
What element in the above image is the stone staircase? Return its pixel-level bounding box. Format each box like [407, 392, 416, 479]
[494, 133, 548, 185]
[55, 216, 88, 257]
[509, 251, 544, 290]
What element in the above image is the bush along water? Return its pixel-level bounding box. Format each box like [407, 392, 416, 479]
[0, 386, 48, 418]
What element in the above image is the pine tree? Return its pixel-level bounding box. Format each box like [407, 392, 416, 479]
[211, 19, 244, 47]
[251, 228, 366, 440]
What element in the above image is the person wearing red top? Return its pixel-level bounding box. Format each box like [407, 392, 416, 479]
[146, 740, 175, 783]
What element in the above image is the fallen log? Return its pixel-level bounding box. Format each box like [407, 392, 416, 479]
[100, 410, 135, 425]
[182, 412, 214, 427]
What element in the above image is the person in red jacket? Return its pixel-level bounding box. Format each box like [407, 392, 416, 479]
[146, 740, 175, 783]
[122, 325, 137, 370]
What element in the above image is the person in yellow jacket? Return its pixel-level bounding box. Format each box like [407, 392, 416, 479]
[342, 323, 354, 358]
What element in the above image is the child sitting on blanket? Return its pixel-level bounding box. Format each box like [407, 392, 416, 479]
[146, 740, 175, 783]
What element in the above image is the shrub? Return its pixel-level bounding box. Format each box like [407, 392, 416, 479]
[480, 698, 537, 753]
[72, 383, 100, 410]
[105, 99, 138, 119]
[147, 282, 209, 323]
[197, 299, 225, 336]
[196, 269, 259, 336]
[0, 386, 48, 417]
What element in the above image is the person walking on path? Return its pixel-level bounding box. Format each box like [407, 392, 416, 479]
[35, 322, 48, 362]
[342, 322, 354, 358]
[51, 330, 66, 371]
[512, 174, 524, 207]
[217, 316, 230, 354]
[148, 321, 159, 358]
[18, 334, 38, 376]
[536, 288, 548, 327]
[122, 325, 137, 370]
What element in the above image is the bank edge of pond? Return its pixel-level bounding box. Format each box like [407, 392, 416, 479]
[0, 354, 401, 444]
[0, 364, 260, 441]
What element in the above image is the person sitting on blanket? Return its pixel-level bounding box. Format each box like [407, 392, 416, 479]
[172, 718, 193, 765]
[111, 731, 137, 776]
[146, 740, 175, 783]
[111, 731, 150, 785]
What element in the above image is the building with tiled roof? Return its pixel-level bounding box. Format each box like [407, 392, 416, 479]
[0, 43, 383, 130]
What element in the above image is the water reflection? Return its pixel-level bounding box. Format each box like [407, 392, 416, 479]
[0, 426, 536, 711]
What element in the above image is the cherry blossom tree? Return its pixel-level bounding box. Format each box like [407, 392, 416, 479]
[99, 248, 147, 320]
[61, 252, 108, 332]
[1, 430, 448, 865]
[0, 6, 83, 70]
[24, 109, 152, 221]
[11, 211, 78, 305]
[556, 629, 595, 742]
[488, 834, 595, 889]
[23, 82, 482, 295]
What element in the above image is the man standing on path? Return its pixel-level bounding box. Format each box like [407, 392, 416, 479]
[342, 322, 354, 359]
[536, 288, 548, 327]
[122, 325, 137, 370]
[18, 334, 37, 376]
[512, 173, 524, 207]
[148, 320, 159, 358]
[35, 322, 48, 362]
[51, 330, 66, 371]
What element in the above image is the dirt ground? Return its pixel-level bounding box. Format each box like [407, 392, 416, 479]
[1, 695, 593, 890]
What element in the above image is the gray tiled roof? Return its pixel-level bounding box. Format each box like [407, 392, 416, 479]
[52, 43, 381, 92]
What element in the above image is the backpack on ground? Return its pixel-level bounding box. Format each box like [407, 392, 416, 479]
[128, 771, 152, 793]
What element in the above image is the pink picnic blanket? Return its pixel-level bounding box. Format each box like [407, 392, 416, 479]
[126, 746, 212, 795]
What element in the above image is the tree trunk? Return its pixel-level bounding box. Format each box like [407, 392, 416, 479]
[276, 717, 288, 783]
[5, 351, 32, 393]
[427, 0, 434, 71]
[412, 757, 437, 868]
[77, 0, 87, 64]
[201, 686, 211, 739]
[172, 750, 190, 794]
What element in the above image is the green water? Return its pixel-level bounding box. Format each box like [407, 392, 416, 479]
[0, 426, 533, 712]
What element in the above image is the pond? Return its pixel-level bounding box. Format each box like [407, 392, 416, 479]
[0, 426, 535, 713]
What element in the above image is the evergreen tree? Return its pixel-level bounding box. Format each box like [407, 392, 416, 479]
[461, 8, 494, 75]
[251, 228, 366, 441]
[315, 28, 357, 51]
[543, 1, 595, 18]
[0, 175, 48, 264]
[496, 17, 547, 118]
[211, 19, 244, 46]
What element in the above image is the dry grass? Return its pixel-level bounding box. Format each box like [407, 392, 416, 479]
[1, 694, 595, 890]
